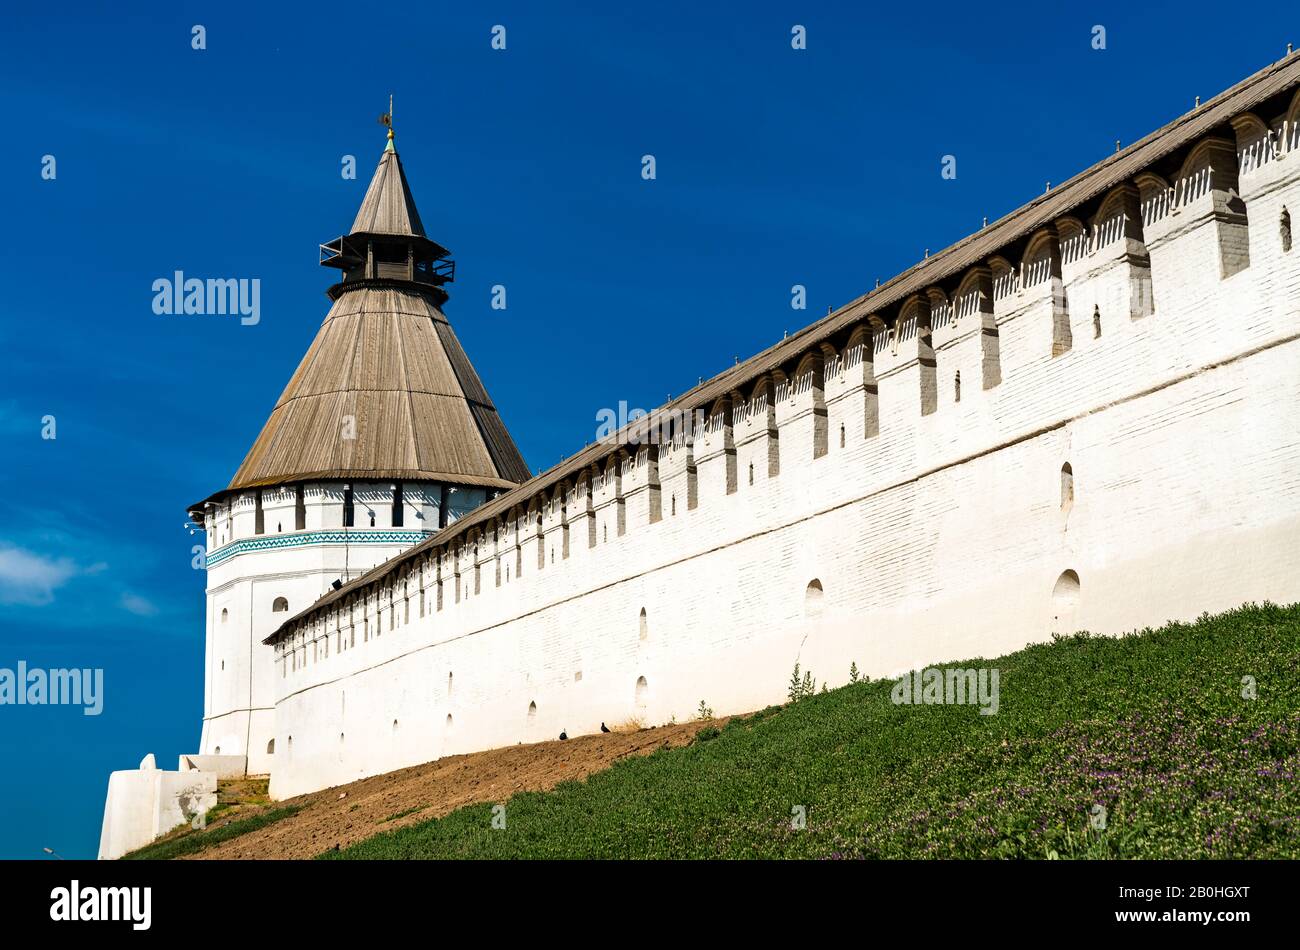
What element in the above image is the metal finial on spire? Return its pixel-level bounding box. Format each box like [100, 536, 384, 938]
[380, 94, 395, 151]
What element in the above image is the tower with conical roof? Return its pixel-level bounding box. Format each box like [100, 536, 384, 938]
[188, 121, 528, 773]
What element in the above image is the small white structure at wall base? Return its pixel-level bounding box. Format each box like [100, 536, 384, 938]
[97, 753, 220, 860]
[178, 753, 249, 779]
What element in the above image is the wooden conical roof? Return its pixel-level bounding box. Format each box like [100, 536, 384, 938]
[350, 142, 426, 238]
[220, 142, 529, 495]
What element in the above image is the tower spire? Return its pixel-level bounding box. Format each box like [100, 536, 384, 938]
[318, 106, 455, 297]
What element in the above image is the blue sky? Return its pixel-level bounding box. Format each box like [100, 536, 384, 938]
[0, 1, 1293, 858]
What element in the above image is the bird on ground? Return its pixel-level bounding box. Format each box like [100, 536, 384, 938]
[601, 722, 610, 733]
[559, 730, 568, 741]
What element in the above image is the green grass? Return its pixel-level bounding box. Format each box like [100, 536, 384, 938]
[321, 603, 1300, 859]
[123, 805, 302, 860]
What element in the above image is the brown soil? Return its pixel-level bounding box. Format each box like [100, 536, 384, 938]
[188, 718, 725, 860]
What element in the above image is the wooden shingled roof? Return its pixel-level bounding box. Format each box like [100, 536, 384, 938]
[206, 144, 530, 504]
[351, 143, 426, 238]
[267, 52, 1300, 641]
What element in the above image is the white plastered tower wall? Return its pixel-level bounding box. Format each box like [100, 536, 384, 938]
[264, 69, 1300, 800]
[197, 482, 457, 774]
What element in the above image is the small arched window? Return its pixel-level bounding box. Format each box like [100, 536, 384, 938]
[528, 701, 537, 720]
[1061, 463, 1074, 512]
[221, 608, 228, 623]
[954, 370, 961, 403]
[266, 738, 275, 755]
[839, 423, 846, 448]
[639, 607, 648, 641]
[272, 597, 289, 613]
[805, 579, 824, 617]
[748, 462, 754, 486]
[1093, 306, 1102, 339]
[1283, 207, 1293, 253]
[635, 675, 649, 709]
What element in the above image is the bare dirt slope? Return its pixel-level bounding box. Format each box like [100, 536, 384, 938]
[190, 718, 724, 860]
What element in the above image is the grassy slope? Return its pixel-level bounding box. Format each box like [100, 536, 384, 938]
[324, 604, 1300, 859]
[123, 806, 301, 860]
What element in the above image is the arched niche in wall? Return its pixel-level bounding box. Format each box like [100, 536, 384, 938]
[747, 374, 781, 478]
[1173, 137, 1250, 278]
[925, 287, 952, 333]
[1051, 570, 1081, 634]
[844, 323, 880, 438]
[791, 351, 829, 458]
[1055, 216, 1090, 268]
[1020, 228, 1061, 292]
[988, 256, 1017, 307]
[1286, 88, 1300, 153]
[897, 296, 937, 416]
[805, 578, 824, 617]
[954, 267, 1000, 389]
[1229, 112, 1274, 178]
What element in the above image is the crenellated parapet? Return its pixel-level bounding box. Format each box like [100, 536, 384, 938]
[695, 398, 738, 500]
[659, 427, 697, 517]
[774, 349, 829, 457]
[623, 446, 663, 526]
[824, 323, 880, 440]
[735, 374, 780, 486]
